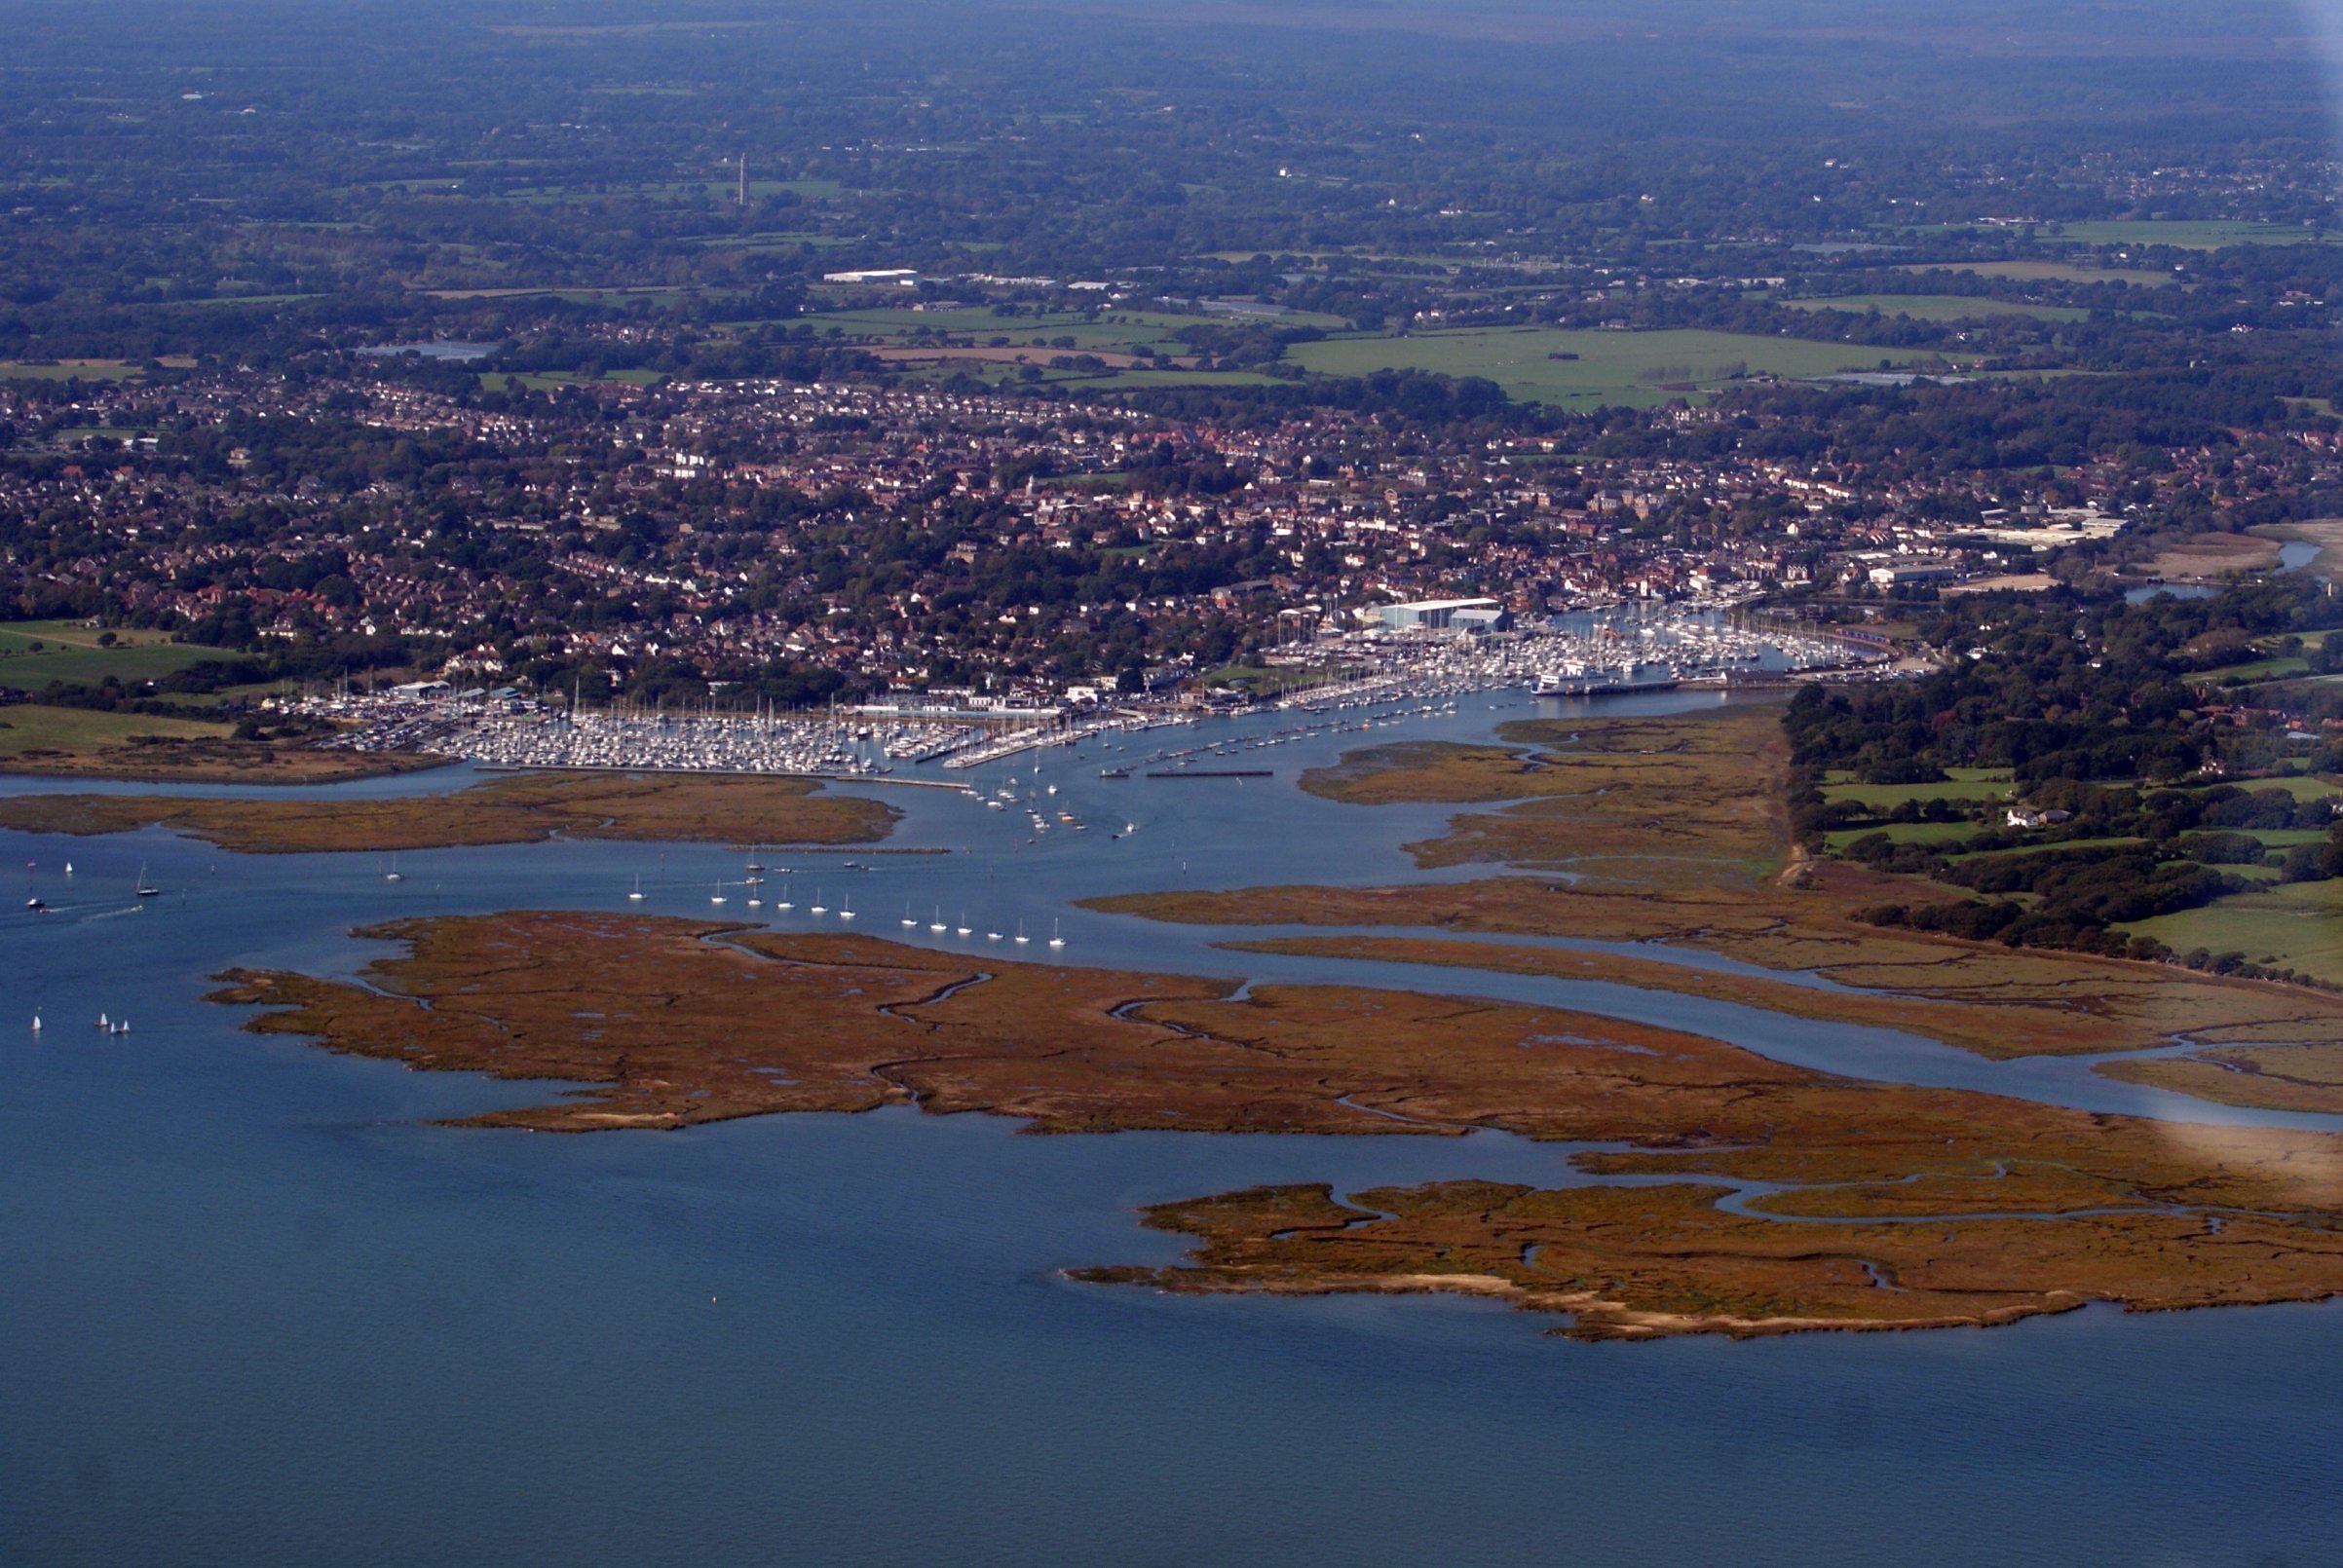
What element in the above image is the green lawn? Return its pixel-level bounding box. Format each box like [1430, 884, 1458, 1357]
[1782, 293, 2089, 322]
[1202, 663, 1320, 694]
[1287, 327, 1941, 408]
[0, 622, 220, 691]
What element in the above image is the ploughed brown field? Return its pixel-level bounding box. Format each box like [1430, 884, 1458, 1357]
[209, 911, 2343, 1341]
[0, 770, 898, 853]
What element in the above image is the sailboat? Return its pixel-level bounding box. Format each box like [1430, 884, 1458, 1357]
[1048, 919, 1065, 949]
[985, 927, 1001, 942]
[901, 900, 918, 929]
[776, 885, 794, 911]
[134, 864, 159, 898]
[838, 897, 855, 921]
[1013, 921, 1030, 946]
[385, 856, 404, 882]
[927, 906, 946, 934]
[810, 890, 827, 915]
[95, 1013, 108, 1029]
[628, 875, 645, 901]
[29, 1014, 39, 1033]
[955, 912, 971, 937]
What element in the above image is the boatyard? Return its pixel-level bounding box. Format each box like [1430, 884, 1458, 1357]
[314, 611, 1893, 780]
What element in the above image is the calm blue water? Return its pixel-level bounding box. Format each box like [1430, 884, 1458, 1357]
[2125, 537, 2322, 601]
[5, 691, 2342, 1565]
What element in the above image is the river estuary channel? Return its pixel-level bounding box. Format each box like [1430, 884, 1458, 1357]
[5, 687, 2339, 1565]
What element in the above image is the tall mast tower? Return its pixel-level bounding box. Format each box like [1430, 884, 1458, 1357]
[737, 152, 748, 207]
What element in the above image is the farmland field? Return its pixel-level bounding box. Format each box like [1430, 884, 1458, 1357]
[1781, 293, 2089, 322]
[2123, 879, 2343, 983]
[0, 703, 232, 759]
[2051, 220, 2333, 248]
[815, 307, 1208, 352]
[1897, 260, 2177, 287]
[1820, 768, 2014, 808]
[0, 622, 221, 691]
[1286, 327, 1940, 406]
[0, 359, 144, 382]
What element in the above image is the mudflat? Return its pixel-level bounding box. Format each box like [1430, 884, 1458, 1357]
[210, 911, 2343, 1341]
[0, 769, 899, 853]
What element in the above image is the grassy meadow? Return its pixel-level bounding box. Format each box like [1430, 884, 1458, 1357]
[1781, 293, 2090, 322]
[1286, 326, 1940, 407]
[0, 622, 220, 691]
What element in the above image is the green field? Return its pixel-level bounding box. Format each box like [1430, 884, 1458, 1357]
[1948, 836, 2150, 861]
[1897, 260, 2176, 288]
[1076, 368, 1282, 390]
[0, 703, 231, 759]
[819, 307, 1198, 351]
[1820, 768, 2014, 809]
[0, 622, 219, 691]
[2227, 829, 2333, 849]
[0, 360, 143, 383]
[699, 232, 857, 250]
[818, 305, 1337, 350]
[2194, 773, 2343, 803]
[430, 284, 718, 309]
[1782, 293, 2089, 323]
[483, 177, 846, 205]
[1915, 220, 2330, 250]
[1201, 663, 1326, 696]
[2188, 654, 2314, 685]
[478, 368, 665, 392]
[1823, 821, 1980, 852]
[2123, 879, 2343, 982]
[1286, 327, 1940, 407]
[2043, 221, 2330, 250]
